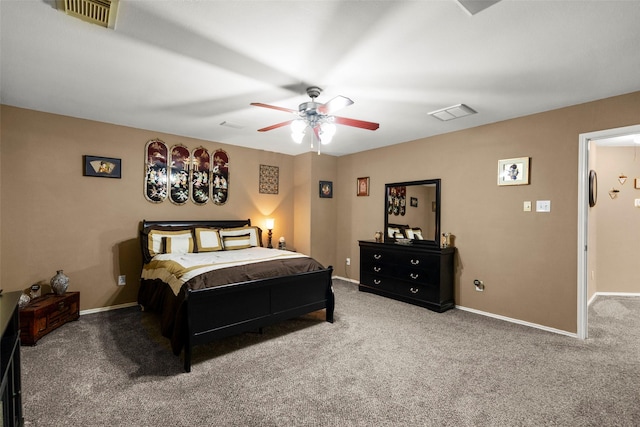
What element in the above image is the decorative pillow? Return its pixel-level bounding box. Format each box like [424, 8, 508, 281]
[219, 226, 260, 247]
[162, 235, 194, 254]
[412, 228, 424, 240]
[194, 228, 223, 252]
[147, 229, 193, 257]
[387, 227, 400, 238]
[222, 234, 252, 250]
[404, 228, 415, 239]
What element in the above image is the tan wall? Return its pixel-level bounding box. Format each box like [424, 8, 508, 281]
[2, 92, 639, 331]
[293, 152, 338, 269]
[336, 91, 640, 334]
[595, 146, 640, 293]
[0, 106, 297, 311]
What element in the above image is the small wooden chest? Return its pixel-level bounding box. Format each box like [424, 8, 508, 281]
[19, 292, 80, 345]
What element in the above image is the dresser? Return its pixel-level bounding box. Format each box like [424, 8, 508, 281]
[1, 291, 24, 427]
[359, 240, 455, 312]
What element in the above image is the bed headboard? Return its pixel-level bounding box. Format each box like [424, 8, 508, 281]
[140, 219, 253, 264]
[142, 219, 251, 229]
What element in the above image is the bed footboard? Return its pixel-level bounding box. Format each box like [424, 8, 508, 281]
[183, 267, 333, 372]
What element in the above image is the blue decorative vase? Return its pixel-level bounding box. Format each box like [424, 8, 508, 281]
[50, 270, 69, 295]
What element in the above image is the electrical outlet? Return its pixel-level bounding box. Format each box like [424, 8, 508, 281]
[346, 258, 351, 266]
[118, 275, 126, 286]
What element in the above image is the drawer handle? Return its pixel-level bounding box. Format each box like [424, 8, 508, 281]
[409, 273, 419, 280]
[373, 266, 381, 273]
[410, 287, 419, 294]
[58, 302, 66, 311]
[374, 254, 382, 260]
[374, 279, 381, 285]
[410, 259, 420, 265]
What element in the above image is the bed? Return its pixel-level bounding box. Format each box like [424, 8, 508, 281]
[138, 219, 334, 372]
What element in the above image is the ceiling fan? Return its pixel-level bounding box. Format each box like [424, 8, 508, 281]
[251, 86, 379, 152]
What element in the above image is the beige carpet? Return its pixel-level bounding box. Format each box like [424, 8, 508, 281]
[20, 280, 640, 426]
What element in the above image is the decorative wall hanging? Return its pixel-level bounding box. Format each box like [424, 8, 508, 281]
[169, 144, 190, 205]
[357, 177, 370, 197]
[410, 197, 418, 207]
[144, 139, 168, 203]
[635, 178, 640, 189]
[190, 147, 210, 205]
[83, 155, 121, 178]
[211, 149, 229, 205]
[618, 174, 627, 185]
[387, 186, 406, 216]
[609, 188, 620, 199]
[319, 181, 333, 198]
[588, 170, 597, 207]
[497, 157, 530, 186]
[259, 165, 279, 194]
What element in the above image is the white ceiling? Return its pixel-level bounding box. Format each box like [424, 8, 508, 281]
[1, 0, 640, 156]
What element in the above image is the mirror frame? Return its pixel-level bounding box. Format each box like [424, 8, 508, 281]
[384, 178, 441, 247]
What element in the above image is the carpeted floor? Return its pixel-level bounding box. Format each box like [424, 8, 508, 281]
[20, 280, 640, 426]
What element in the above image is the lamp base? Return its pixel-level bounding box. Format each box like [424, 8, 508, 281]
[267, 229, 273, 249]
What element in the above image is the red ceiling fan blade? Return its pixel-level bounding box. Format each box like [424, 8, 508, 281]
[250, 102, 298, 114]
[333, 116, 380, 131]
[257, 120, 294, 132]
[318, 95, 354, 114]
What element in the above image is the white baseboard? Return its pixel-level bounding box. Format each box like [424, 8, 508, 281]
[589, 292, 640, 306]
[80, 301, 139, 316]
[455, 305, 578, 338]
[332, 275, 359, 284]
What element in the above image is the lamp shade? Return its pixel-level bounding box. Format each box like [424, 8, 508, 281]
[265, 218, 275, 230]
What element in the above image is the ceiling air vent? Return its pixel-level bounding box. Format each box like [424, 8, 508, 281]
[58, 0, 118, 28]
[428, 104, 477, 121]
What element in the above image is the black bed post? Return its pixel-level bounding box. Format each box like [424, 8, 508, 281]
[326, 266, 335, 323]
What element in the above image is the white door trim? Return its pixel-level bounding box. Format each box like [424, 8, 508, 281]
[577, 124, 640, 339]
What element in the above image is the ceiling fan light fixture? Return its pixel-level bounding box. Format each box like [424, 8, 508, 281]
[291, 119, 306, 134]
[291, 131, 305, 144]
[320, 123, 336, 144]
[428, 104, 477, 121]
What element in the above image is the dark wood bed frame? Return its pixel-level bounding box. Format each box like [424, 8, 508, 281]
[140, 219, 334, 372]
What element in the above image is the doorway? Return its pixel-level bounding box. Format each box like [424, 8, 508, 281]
[578, 124, 640, 339]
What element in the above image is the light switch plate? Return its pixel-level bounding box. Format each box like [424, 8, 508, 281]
[523, 201, 532, 212]
[536, 200, 551, 212]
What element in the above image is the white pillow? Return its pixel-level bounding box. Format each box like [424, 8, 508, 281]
[147, 229, 193, 256]
[222, 234, 252, 250]
[163, 235, 194, 254]
[194, 228, 222, 252]
[219, 226, 260, 247]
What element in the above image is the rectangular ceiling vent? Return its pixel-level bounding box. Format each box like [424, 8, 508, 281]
[428, 104, 478, 121]
[58, 0, 118, 28]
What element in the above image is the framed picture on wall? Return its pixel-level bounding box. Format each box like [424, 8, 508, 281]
[357, 177, 369, 196]
[83, 155, 121, 178]
[319, 181, 333, 198]
[497, 157, 530, 186]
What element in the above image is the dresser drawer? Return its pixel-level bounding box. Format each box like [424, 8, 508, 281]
[360, 272, 396, 293]
[361, 247, 396, 264]
[395, 252, 439, 270]
[361, 261, 394, 277]
[394, 282, 440, 303]
[396, 267, 433, 285]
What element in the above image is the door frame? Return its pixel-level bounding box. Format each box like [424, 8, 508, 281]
[577, 124, 640, 339]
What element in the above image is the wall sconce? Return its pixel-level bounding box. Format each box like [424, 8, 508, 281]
[265, 218, 275, 248]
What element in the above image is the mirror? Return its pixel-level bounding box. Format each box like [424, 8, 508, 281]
[384, 179, 440, 246]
